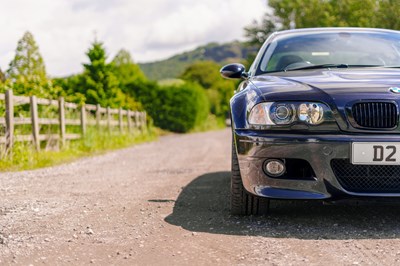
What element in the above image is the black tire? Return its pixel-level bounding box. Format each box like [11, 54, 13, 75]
[231, 139, 270, 215]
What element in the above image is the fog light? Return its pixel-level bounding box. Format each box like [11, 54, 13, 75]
[264, 159, 286, 177]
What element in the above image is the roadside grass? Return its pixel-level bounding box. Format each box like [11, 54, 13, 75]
[0, 127, 158, 172]
[0, 113, 226, 172]
[191, 114, 227, 132]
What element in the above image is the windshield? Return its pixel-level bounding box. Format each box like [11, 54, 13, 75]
[258, 31, 400, 73]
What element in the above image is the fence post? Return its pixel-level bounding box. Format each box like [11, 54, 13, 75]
[5, 90, 14, 153]
[119, 108, 123, 132]
[127, 110, 132, 133]
[135, 112, 139, 129]
[140, 112, 145, 132]
[58, 97, 66, 147]
[107, 107, 111, 132]
[30, 96, 40, 151]
[96, 104, 101, 128]
[80, 104, 86, 137]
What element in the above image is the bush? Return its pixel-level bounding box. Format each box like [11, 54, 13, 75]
[128, 81, 209, 133]
[180, 61, 235, 119]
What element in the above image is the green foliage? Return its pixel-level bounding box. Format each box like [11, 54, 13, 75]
[54, 41, 141, 110]
[5, 31, 60, 98]
[157, 79, 185, 86]
[269, 0, 378, 29]
[0, 128, 157, 171]
[53, 74, 87, 104]
[50, 39, 234, 133]
[0, 69, 6, 94]
[247, 0, 400, 49]
[156, 83, 209, 133]
[81, 41, 122, 107]
[0, 68, 5, 83]
[180, 61, 235, 118]
[191, 113, 227, 132]
[128, 81, 209, 133]
[376, 0, 400, 30]
[245, 13, 281, 47]
[7, 31, 46, 81]
[139, 41, 253, 80]
[3, 32, 228, 139]
[180, 61, 220, 88]
[111, 49, 147, 86]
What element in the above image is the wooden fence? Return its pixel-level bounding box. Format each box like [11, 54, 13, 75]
[0, 90, 147, 151]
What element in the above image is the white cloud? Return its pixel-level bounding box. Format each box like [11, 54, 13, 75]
[0, 0, 267, 77]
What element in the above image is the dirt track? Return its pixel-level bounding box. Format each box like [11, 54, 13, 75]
[1, 129, 400, 265]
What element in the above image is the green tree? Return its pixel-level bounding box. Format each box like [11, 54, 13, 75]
[180, 61, 235, 118]
[80, 41, 129, 108]
[0, 68, 5, 95]
[128, 81, 209, 132]
[53, 74, 87, 104]
[244, 12, 281, 47]
[111, 49, 147, 86]
[246, 0, 400, 48]
[181, 61, 221, 88]
[7, 32, 46, 81]
[0, 68, 5, 83]
[6, 31, 58, 97]
[376, 0, 400, 30]
[54, 42, 142, 109]
[269, 0, 377, 29]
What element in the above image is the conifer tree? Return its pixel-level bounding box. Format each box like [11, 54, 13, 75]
[6, 31, 58, 97]
[8, 32, 46, 80]
[81, 41, 125, 108]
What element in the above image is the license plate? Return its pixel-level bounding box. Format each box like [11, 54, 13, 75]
[352, 142, 400, 165]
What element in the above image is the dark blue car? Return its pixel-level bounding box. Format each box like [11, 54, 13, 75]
[221, 28, 400, 215]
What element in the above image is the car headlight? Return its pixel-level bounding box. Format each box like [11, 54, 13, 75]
[298, 103, 324, 125]
[248, 102, 274, 125]
[270, 103, 296, 124]
[248, 102, 330, 126]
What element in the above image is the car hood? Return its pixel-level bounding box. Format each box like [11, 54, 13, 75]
[252, 67, 400, 101]
[251, 67, 400, 131]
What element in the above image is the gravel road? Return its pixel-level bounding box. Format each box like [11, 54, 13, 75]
[1, 128, 400, 265]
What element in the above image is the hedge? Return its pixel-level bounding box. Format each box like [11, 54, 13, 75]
[127, 81, 209, 133]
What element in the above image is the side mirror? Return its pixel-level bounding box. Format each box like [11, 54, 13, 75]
[220, 63, 248, 80]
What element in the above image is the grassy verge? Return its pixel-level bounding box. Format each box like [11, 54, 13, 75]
[191, 114, 227, 132]
[0, 127, 158, 172]
[0, 113, 227, 172]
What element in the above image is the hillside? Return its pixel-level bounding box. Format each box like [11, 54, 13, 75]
[138, 41, 254, 81]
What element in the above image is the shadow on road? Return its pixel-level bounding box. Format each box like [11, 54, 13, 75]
[165, 171, 400, 240]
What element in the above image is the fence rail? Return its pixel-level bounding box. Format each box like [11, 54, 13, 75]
[1, 90, 147, 152]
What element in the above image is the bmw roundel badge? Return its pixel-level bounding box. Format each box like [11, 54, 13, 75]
[389, 87, 400, 93]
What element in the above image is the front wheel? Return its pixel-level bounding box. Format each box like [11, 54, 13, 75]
[231, 139, 270, 215]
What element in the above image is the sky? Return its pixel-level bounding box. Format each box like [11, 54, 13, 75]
[0, 0, 266, 77]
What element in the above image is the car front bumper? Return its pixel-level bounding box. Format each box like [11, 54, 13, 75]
[235, 129, 400, 200]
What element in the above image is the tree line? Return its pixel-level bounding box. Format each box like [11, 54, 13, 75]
[0, 32, 235, 133]
[4, 1, 392, 134]
[245, 0, 400, 48]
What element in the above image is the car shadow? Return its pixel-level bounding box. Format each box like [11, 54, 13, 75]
[164, 171, 400, 240]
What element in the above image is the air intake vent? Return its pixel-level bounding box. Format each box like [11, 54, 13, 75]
[352, 102, 397, 129]
[331, 159, 400, 193]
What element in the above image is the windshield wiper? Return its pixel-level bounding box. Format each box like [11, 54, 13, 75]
[284, 64, 383, 71]
[382, 66, 400, 68]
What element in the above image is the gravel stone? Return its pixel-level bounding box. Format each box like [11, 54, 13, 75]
[0, 129, 399, 265]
